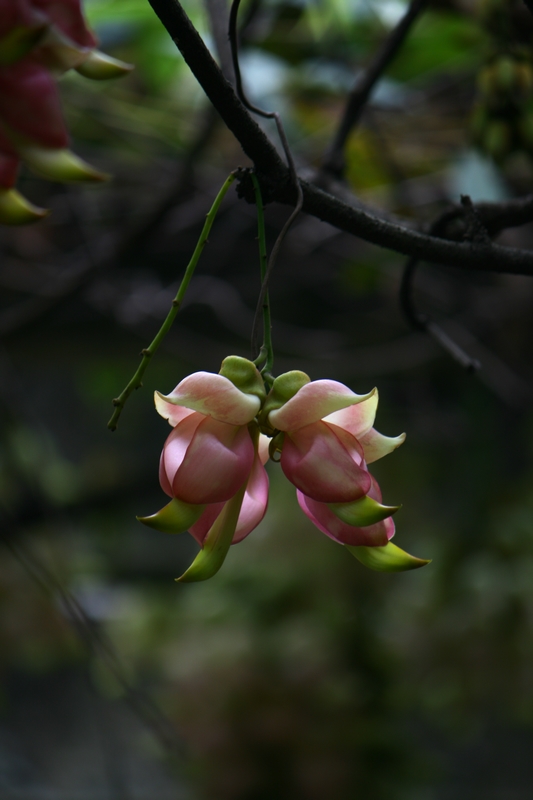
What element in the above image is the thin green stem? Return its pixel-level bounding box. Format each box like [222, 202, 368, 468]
[108, 171, 236, 431]
[250, 172, 274, 383]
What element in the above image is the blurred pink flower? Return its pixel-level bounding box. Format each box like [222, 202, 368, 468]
[0, 0, 131, 222]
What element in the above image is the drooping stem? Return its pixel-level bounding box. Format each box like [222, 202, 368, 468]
[107, 171, 236, 431]
[250, 173, 274, 382]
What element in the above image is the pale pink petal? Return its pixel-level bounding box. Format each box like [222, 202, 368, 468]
[297, 491, 392, 547]
[173, 417, 255, 504]
[269, 380, 376, 432]
[232, 453, 269, 543]
[257, 433, 270, 465]
[359, 428, 406, 464]
[323, 392, 378, 439]
[154, 391, 196, 427]
[160, 372, 260, 426]
[281, 421, 371, 503]
[189, 502, 225, 546]
[160, 412, 204, 492]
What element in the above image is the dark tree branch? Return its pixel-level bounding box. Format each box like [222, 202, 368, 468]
[146, 0, 533, 276]
[322, 0, 430, 178]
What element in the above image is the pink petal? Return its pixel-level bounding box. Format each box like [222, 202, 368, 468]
[258, 433, 270, 465]
[33, 0, 96, 48]
[154, 391, 196, 427]
[0, 57, 68, 147]
[359, 428, 406, 464]
[189, 502, 225, 546]
[160, 412, 204, 495]
[160, 372, 260, 426]
[269, 380, 376, 432]
[297, 491, 393, 547]
[323, 392, 378, 439]
[172, 416, 255, 504]
[232, 451, 269, 543]
[281, 421, 371, 503]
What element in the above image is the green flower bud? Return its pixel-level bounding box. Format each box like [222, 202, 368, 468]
[258, 370, 310, 430]
[219, 356, 266, 402]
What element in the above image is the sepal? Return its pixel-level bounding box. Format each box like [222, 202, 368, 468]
[176, 484, 246, 582]
[219, 356, 265, 403]
[20, 146, 109, 182]
[76, 50, 134, 80]
[0, 188, 48, 224]
[137, 498, 205, 534]
[329, 495, 400, 527]
[346, 541, 430, 572]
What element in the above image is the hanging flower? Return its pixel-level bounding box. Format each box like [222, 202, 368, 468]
[0, 0, 132, 224]
[260, 370, 429, 572]
[138, 357, 270, 582]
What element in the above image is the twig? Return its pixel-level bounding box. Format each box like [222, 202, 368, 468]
[228, 0, 304, 358]
[107, 171, 236, 430]
[322, 0, 430, 178]
[145, 0, 533, 277]
[400, 210, 481, 372]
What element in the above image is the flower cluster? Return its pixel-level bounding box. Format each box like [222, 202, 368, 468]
[0, 0, 132, 224]
[139, 357, 429, 582]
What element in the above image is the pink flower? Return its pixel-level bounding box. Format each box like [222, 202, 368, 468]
[262, 371, 405, 548]
[0, 0, 132, 224]
[139, 357, 269, 582]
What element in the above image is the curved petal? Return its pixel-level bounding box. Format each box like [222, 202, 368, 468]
[233, 452, 269, 543]
[160, 412, 204, 495]
[189, 502, 225, 546]
[172, 417, 255, 504]
[323, 392, 378, 439]
[269, 380, 376, 432]
[298, 491, 392, 547]
[359, 428, 406, 464]
[137, 498, 205, 534]
[281, 421, 371, 503]
[155, 392, 196, 427]
[328, 495, 400, 527]
[160, 372, 260, 426]
[177, 483, 247, 583]
[347, 541, 430, 572]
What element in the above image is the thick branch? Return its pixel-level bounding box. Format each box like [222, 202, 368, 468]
[147, 0, 533, 277]
[323, 0, 430, 177]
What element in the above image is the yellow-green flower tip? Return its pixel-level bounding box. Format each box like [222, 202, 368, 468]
[346, 540, 430, 572]
[20, 146, 109, 183]
[329, 495, 401, 527]
[137, 498, 205, 534]
[75, 50, 134, 80]
[0, 188, 49, 225]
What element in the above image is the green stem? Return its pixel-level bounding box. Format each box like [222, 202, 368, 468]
[250, 173, 274, 383]
[108, 171, 236, 431]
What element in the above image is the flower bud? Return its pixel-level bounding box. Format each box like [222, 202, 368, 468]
[75, 50, 133, 80]
[0, 187, 48, 224]
[259, 370, 310, 430]
[219, 356, 266, 403]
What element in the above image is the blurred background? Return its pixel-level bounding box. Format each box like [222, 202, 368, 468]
[2, 0, 533, 797]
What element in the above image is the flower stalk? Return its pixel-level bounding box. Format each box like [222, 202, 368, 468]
[250, 172, 274, 386]
[107, 171, 237, 431]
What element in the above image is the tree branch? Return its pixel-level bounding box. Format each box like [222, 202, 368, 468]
[322, 0, 430, 178]
[146, 0, 533, 276]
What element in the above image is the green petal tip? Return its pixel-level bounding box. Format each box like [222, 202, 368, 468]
[76, 50, 134, 80]
[329, 495, 400, 527]
[137, 498, 205, 534]
[0, 188, 49, 225]
[346, 540, 431, 572]
[20, 146, 109, 183]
